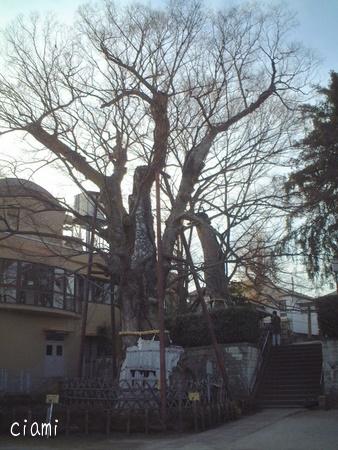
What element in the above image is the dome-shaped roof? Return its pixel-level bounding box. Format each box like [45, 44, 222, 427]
[0, 178, 62, 209]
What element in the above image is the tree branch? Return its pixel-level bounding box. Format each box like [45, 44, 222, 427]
[26, 123, 105, 187]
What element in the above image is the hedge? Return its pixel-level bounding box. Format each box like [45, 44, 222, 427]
[166, 306, 260, 348]
[316, 294, 338, 338]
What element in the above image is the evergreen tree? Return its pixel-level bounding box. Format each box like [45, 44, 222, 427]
[285, 71, 338, 279]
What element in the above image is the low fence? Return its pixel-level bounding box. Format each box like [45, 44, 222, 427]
[82, 358, 115, 379]
[54, 377, 244, 433]
[0, 369, 58, 395]
[0, 369, 32, 394]
[0, 377, 245, 434]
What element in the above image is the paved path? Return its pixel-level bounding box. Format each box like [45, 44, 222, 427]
[1, 408, 338, 450]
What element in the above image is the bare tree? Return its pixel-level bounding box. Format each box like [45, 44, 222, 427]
[0, 1, 314, 341]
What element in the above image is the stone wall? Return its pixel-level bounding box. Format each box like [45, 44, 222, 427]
[179, 343, 259, 399]
[322, 340, 338, 405]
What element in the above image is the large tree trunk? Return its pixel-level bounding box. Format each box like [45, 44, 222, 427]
[119, 166, 158, 346]
[195, 213, 231, 306]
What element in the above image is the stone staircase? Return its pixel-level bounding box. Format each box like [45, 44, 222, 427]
[256, 342, 323, 408]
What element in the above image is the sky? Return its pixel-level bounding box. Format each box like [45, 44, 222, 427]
[0, 0, 336, 194]
[0, 0, 337, 84]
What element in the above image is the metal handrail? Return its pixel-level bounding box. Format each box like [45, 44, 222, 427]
[250, 326, 272, 397]
[319, 365, 324, 395]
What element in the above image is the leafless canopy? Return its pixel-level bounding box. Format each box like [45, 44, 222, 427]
[0, 1, 315, 330]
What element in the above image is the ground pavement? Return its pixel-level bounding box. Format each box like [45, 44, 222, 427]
[1, 408, 337, 450]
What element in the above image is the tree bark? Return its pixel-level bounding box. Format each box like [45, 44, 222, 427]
[118, 166, 157, 345]
[194, 213, 230, 305]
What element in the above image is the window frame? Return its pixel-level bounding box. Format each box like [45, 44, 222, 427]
[0, 257, 110, 311]
[0, 258, 85, 312]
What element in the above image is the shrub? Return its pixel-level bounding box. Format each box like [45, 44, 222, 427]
[316, 294, 338, 338]
[166, 306, 260, 348]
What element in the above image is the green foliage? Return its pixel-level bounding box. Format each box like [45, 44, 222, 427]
[166, 306, 260, 347]
[316, 294, 338, 338]
[284, 71, 338, 279]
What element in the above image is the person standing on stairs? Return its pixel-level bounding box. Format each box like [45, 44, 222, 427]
[271, 311, 281, 346]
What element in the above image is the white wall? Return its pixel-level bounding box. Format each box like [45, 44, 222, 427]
[285, 297, 319, 335]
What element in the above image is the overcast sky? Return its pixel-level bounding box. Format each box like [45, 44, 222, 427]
[0, 0, 336, 83]
[0, 0, 336, 195]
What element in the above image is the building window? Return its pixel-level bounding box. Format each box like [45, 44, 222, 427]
[46, 345, 53, 356]
[19, 262, 36, 305]
[89, 279, 111, 304]
[36, 265, 54, 307]
[0, 259, 17, 303]
[53, 268, 65, 309]
[0, 257, 109, 311]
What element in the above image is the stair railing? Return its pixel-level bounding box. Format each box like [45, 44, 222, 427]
[250, 325, 272, 398]
[320, 365, 324, 395]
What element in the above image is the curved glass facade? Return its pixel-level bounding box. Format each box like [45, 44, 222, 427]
[0, 258, 110, 313]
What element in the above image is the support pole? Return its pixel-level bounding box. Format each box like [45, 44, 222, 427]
[110, 273, 118, 380]
[307, 305, 312, 339]
[155, 171, 167, 425]
[160, 172, 229, 395]
[78, 197, 98, 377]
[180, 232, 230, 395]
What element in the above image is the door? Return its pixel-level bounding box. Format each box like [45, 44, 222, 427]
[44, 341, 65, 377]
